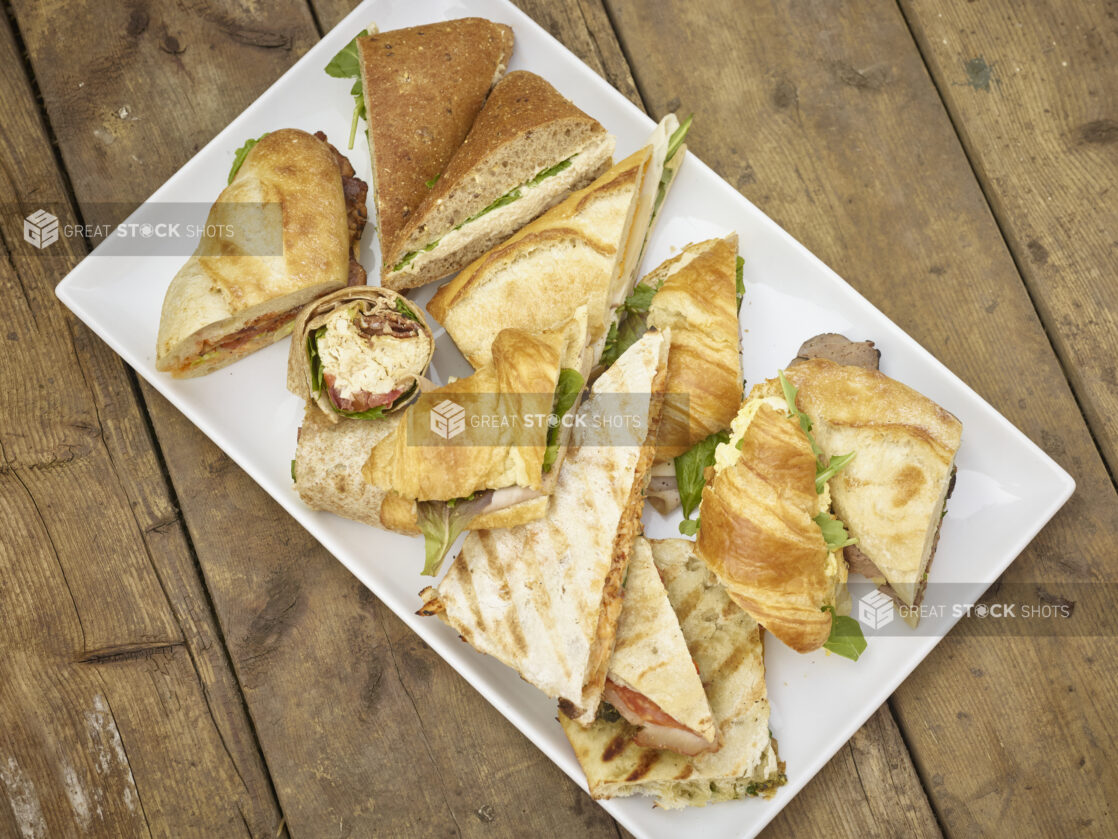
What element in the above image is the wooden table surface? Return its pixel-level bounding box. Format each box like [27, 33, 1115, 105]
[2, 0, 1116, 836]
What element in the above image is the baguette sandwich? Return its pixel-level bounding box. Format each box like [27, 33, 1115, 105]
[427, 115, 689, 370]
[355, 19, 514, 282]
[383, 71, 615, 289]
[561, 538, 784, 807]
[418, 329, 671, 725]
[156, 129, 367, 377]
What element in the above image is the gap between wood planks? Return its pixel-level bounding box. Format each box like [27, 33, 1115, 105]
[0, 2, 294, 834]
[891, 0, 1117, 496]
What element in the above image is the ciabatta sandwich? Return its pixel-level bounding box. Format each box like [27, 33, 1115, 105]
[561, 538, 784, 807]
[418, 329, 671, 724]
[383, 71, 614, 289]
[356, 19, 514, 282]
[156, 129, 367, 377]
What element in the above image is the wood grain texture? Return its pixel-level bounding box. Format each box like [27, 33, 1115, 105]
[0, 10, 282, 838]
[11, 0, 625, 834]
[900, 0, 1118, 479]
[605, 0, 1118, 835]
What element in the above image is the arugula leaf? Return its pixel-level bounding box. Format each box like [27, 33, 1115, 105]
[813, 512, 856, 552]
[735, 255, 745, 313]
[290, 459, 297, 482]
[816, 451, 856, 494]
[416, 494, 490, 576]
[525, 156, 574, 187]
[394, 297, 420, 322]
[675, 429, 730, 524]
[543, 369, 584, 473]
[821, 605, 867, 661]
[425, 173, 440, 189]
[228, 134, 267, 184]
[600, 279, 665, 369]
[678, 518, 700, 537]
[777, 370, 856, 493]
[325, 33, 369, 149]
[324, 35, 361, 79]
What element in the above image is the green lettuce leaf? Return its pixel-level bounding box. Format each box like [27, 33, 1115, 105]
[394, 297, 420, 322]
[678, 518, 700, 537]
[599, 279, 664, 369]
[666, 113, 693, 163]
[307, 326, 326, 396]
[325, 33, 369, 149]
[813, 512, 857, 551]
[821, 605, 867, 661]
[228, 134, 267, 184]
[778, 370, 856, 493]
[543, 368, 585, 473]
[525, 156, 573, 187]
[416, 494, 490, 577]
[675, 429, 730, 528]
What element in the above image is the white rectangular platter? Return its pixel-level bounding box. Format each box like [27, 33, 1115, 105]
[55, 1, 1076, 837]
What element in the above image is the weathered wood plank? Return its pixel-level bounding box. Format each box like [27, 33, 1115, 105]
[12, 0, 621, 833]
[900, 0, 1118, 479]
[606, 0, 1118, 835]
[0, 9, 283, 837]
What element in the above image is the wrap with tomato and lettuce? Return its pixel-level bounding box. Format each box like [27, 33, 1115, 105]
[287, 286, 434, 423]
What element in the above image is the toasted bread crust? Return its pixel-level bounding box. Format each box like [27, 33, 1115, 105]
[358, 19, 513, 271]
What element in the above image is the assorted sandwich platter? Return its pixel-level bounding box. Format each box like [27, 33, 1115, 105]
[55, 1, 1075, 837]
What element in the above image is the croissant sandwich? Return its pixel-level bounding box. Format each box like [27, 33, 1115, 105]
[363, 311, 590, 574]
[752, 352, 963, 620]
[695, 385, 852, 653]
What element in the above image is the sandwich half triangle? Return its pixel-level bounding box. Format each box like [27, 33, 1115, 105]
[357, 19, 514, 277]
[419, 328, 671, 725]
[604, 537, 717, 752]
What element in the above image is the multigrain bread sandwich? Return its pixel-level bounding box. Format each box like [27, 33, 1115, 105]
[427, 115, 688, 369]
[418, 329, 671, 725]
[156, 129, 367, 377]
[383, 70, 614, 289]
[754, 342, 962, 622]
[363, 312, 590, 574]
[599, 537, 717, 757]
[355, 19, 514, 285]
[561, 538, 785, 807]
